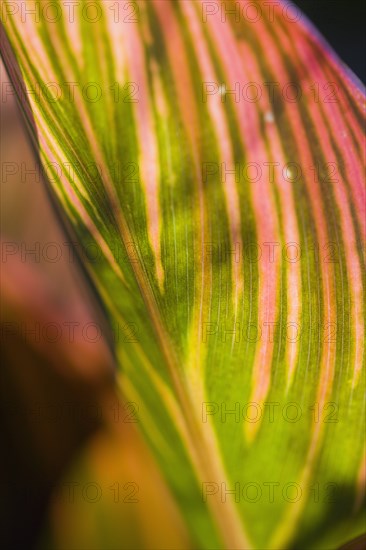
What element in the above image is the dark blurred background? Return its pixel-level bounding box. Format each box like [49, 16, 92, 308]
[294, 0, 366, 83]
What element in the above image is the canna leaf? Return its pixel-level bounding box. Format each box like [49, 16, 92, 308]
[1, 1, 365, 548]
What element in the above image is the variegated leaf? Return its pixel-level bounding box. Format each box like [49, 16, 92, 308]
[1, 1, 365, 548]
